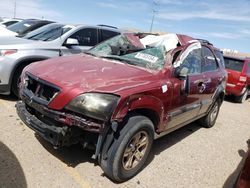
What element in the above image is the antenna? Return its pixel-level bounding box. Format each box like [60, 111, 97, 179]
[149, 1, 159, 32]
[14, 0, 16, 18]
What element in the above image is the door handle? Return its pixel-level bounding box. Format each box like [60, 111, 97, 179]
[198, 82, 206, 93]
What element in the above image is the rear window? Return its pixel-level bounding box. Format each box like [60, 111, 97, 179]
[224, 57, 244, 72]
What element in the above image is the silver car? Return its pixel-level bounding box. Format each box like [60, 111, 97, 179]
[0, 23, 120, 96]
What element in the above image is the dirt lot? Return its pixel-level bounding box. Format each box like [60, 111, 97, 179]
[0, 95, 249, 188]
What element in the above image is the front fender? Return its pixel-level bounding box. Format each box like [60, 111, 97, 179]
[112, 94, 164, 128]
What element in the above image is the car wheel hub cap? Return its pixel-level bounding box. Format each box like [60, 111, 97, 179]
[210, 104, 218, 122]
[122, 131, 149, 170]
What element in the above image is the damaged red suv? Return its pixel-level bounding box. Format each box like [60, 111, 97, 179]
[16, 33, 227, 182]
[224, 56, 250, 103]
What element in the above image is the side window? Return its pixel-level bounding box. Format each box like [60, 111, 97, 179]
[202, 47, 218, 72]
[100, 29, 119, 42]
[179, 48, 202, 74]
[69, 28, 98, 46]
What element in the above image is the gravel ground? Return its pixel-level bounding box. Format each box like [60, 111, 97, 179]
[0, 95, 249, 188]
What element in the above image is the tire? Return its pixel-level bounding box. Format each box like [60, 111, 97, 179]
[235, 88, 248, 103]
[100, 114, 154, 182]
[199, 99, 221, 128]
[11, 64, 28, 98]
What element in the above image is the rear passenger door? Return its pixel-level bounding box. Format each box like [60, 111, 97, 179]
[99, 29, 120, 42]
[198, 46, 222, 115]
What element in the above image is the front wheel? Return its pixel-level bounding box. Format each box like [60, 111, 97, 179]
[199, 99, 221, 128]
[100, 115, 154, 182]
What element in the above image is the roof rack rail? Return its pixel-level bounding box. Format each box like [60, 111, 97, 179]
[197, 38, 213, 46]
[97, 24, 118, 29]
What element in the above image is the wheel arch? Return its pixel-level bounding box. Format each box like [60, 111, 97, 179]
[112, 94, 164, 132]
[9, 56, 48, 86]
[213, 84, 225, 104]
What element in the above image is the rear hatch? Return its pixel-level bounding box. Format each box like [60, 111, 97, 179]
[224, 57, 246, 86]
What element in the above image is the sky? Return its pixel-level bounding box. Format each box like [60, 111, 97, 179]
[0, 0, 249, 53]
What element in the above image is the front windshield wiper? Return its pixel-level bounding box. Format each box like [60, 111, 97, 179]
[83, 51, 99, 57]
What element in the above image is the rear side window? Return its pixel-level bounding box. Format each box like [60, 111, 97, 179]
[3, 21, 18, 27]
[100, 30, 119, 42]
[202, 46, 218, 72]
[214, 51, 225, 68]
[70, 28, 98, 46]
[224, 57, 244, 72]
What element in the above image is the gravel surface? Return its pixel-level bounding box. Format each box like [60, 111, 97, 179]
[0, 95, 249, 188]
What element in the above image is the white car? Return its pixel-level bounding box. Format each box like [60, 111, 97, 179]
[0, 19, 52, 37]
[0, 18, 22, 28]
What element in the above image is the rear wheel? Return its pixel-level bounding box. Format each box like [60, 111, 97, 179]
[199, 99, 221, 128]
[235, 88, 248, 103]
[100, 115, 154, 182]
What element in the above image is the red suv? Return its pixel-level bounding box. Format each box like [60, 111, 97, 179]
[224, 56, 250, 103]
[16, 33, 227, 182]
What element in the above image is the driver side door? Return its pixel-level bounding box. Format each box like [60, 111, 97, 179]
[166, 43, 204, 129]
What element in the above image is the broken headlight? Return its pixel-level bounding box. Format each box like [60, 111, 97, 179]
[65, 93, 120, 121]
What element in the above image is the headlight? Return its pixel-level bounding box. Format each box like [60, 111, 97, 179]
[0, 49, 17, 56]
[65, 93, 120, 121]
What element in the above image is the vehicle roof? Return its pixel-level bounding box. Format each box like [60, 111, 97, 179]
[73, 24, 121, 32]
[223, 55, 250, 62]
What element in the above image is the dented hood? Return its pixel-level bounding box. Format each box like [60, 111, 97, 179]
[26, 54, 157, 107]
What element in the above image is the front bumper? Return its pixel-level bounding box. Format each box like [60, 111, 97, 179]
[16, 101, 84, 147]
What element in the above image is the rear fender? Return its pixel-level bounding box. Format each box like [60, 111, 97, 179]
[212, 84, 225, 104]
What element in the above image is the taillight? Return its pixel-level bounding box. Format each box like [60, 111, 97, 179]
[239, 76, 247, 82]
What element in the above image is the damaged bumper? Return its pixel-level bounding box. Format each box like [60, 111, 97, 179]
[16, 101, 75, 147]
[16, 100, 104, 147]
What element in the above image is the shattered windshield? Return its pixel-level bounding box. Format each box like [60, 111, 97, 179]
[88, 34, 166, 71]
[23, 23, 73, 41]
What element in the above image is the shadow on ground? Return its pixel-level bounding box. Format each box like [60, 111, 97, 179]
[0, 141, 27, 188]
[224, 95, 250, 103]
[0, 94, 18, 101]
[147, 122, 201, 166]
[35, 134, 95, 167]
[223, 140, 249, 188]
[36, 122, 202, 177]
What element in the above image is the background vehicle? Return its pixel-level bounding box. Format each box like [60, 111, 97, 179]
[0, 23, 120, 96]
[0, 18, 22, 28]
[0, 19, 53, 37]
[16, 33, 227, 182]
[224, 56, 250, 103]
[235, 139, 250, 188]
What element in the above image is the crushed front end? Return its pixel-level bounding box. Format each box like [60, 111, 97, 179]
[16, 72, 118, 153]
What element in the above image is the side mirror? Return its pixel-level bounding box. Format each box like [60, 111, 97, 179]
[64, 38, 79, 46]
[174, 66, 188, 78]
